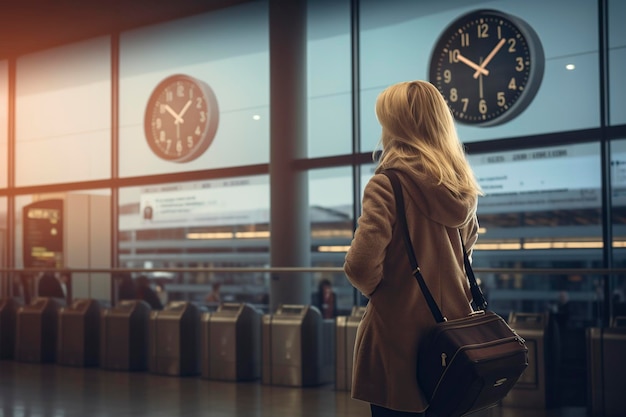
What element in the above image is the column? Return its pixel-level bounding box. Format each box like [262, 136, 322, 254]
[269, 0, 310, 312]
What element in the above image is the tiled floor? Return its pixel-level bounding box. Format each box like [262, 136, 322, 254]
[0, 361, 588, 417]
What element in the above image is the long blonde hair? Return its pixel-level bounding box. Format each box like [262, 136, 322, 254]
[374, 80, 483, 199]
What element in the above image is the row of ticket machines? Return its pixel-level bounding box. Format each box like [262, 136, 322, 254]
[1, 297, 624, 417]
[0, 297, 363, 390]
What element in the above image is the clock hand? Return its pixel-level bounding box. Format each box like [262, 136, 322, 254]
[473, 38, 506, 79]
[178, 100, 192, 120]
[456, 53, 489, 76]
[479, 69, 484, 99]
[164, 104, 184, 124]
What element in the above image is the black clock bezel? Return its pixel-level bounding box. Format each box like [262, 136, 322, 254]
[428, 9, 544, 127]
[144, 74, 219, 163]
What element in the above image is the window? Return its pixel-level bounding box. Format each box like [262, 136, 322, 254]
[118, 2, 270, 177]
[609, 0, 626, 125]
[359, 0, 600, 147]
[15, 189, 111, 301]
[309, 166, 354, 313]
[307, 0, 352, 158]
[0, 60, 7, 189]
[118, 175, 270, 306]
[15, 37, 111, 186]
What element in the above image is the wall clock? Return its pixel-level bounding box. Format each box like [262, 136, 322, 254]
[144, 74, 219, 162]
[429, 10, 544, 127]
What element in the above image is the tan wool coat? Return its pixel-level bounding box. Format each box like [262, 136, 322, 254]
[343, 166, 479, 413]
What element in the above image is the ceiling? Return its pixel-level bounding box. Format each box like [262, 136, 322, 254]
[0, 0, 251, 59]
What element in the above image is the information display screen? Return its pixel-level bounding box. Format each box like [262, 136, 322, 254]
[468, 143, 606, 214]
[22, 199, 64, 268]
[137, 177, 269, 229]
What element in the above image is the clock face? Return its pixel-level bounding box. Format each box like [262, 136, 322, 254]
[144, 74, 219, 162]
[429, 10, 544, 127]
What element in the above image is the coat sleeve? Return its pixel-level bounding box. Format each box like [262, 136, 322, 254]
[343, 174, 395, 297]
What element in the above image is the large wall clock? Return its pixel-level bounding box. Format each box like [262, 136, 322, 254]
[429, 10, 544, 127]
[144, 74, 219, 162]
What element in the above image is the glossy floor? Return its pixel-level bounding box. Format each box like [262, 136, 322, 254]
[0, 361, 587, 417]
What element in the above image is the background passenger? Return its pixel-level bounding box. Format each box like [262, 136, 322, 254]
[314, 278, 337, 319]
[136, 275, 164, 310]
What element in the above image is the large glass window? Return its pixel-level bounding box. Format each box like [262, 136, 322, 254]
[359, 0, 600, 149]
[611, 138, 626, 317]
[0, 60, 7, 189]
[609, 0, 626, 126]
[307, 0, 352, 158]
[309, 166, 354, 314]
[14, 189, 111, 302]
[15, 37, 111, 186]
[118, 175, 270, 307]
[468, 142, 603, 322]
[612, 139, 626, 253]
[0, 197, 6, 296]
[0, 0, 622, 317]
[118, 2, 270, 177]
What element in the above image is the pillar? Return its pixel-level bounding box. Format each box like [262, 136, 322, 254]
[269, 0, 310, 312]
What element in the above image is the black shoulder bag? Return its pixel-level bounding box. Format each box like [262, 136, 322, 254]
[383, 170, 528, 417]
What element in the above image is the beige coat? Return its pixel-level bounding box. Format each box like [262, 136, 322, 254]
[344, 167, 479, 413]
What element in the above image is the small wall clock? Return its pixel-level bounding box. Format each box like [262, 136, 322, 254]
[144, 74, 219, 162]
[429, 10, 544, 127]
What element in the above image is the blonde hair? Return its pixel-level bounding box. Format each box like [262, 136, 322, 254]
[374, 80, 483, 199]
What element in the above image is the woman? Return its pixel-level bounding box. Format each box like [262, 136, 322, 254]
[344, 80, 482, 416]
[205, 282, 222, 303]
[315, 278, 337, 319]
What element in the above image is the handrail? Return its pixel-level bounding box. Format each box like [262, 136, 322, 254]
[1, 267, 625, 275]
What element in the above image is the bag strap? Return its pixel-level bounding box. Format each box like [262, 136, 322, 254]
[382, 170, 487, 323]
[461, 236, 488, 310]
[383, 170, 445, 323]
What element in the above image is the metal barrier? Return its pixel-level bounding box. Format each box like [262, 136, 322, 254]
[587, 316, 626, 417]
[148, 301, 202, 376]
[262, 304, 334, 387]
[15, 297, 64, 363]
[100, 300, 151, 371]
[57, 299, 103, 367]
[335, 305, 366, 391]
[0, 297, 21, 360]
[502, 312, 559, 409]
[201, 302, 261, 381]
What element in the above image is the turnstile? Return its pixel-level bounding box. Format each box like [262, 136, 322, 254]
[15, 297, 64, 363]
[262, 304, 334, 387]
[100, 299, 150, 371]
[149, 301, 201, 376]
[0, 297, 21, 359]
[335, 306, 366, 391]
[587, 316, 626, 417]
[502, 312, 557, 409]
[201, 302, 261, 381]
[57, 299, 102, 367]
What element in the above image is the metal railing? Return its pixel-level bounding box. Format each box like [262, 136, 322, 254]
[1, 266, 625, 274]
[2, 266, 625, 326]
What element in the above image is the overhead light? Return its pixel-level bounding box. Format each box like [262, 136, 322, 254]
[474, 243, 522, 250]
[318, 245, 350, 252]
[473, 240, 613, 250]
[252, 114, 261, 120]
[312, 229, 353, 238]
[566, 64, 576, 70]
[187, 231, 270, 239]
[235, 231, 270, 238]
[187, 232, 233, 239]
